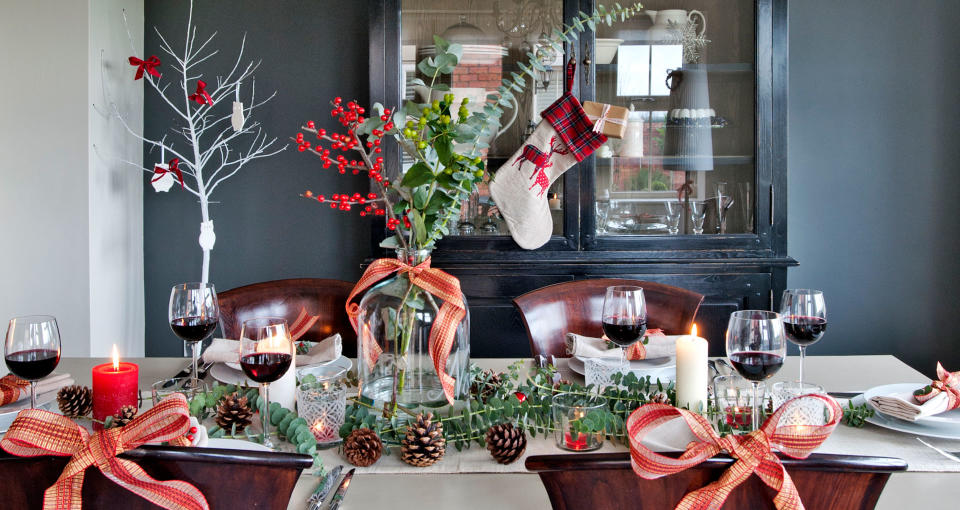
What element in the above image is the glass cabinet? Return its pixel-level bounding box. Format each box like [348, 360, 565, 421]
[371, 0, 793, 356]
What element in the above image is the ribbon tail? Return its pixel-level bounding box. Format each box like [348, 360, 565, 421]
[101, 457, 209, 510]
[675, 457, 753, 510]
[44, 472, 85, 510]
[428, 302, 465, 405]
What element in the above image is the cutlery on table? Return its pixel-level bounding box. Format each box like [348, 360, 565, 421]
[161, 361, 194, 387]
[325, 468, 355, 510]
[916, 438, 960, 463]
[307, 464, 342, 510]
[826, 391, 862, 399]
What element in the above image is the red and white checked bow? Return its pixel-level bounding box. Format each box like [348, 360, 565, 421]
[0, 393, 207, 510]
[588, 103, 626, 134]
[627, 394, 842, 510]
[128, 55, 161, 80]
[915, 362, 960, 410]
[289, 307, 320, 342]
[346, 257, 465, 404]
[0, 374, 29, 406]
[624, 329, 665, 360]
[188, 80, 213, 105]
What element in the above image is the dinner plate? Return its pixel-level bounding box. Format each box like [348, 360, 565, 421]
[568, 355, 676, 383]
[211, 356, 353, 386]
[204, 438, 273, 452]
[852, 393, 960, 440]
[863, 383, 960, 425]
[0, 393, 56, 433]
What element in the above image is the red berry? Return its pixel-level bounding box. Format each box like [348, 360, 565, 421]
[358, 107, 365, 114]
[317, 195, 325, 202]
[514, 392, 527, 403]
[352, 170, 359, 175]
[186, 434, 194, 441]
[360, 211, 366, 216]
[304, 190, 313, 198]
[306, 121, 315, 129]
[332, 194, 340, 200]
[318, 129, 327, 136]
[330, 203, 337, 209]
[334, 96, 342, 104]
[374, 147, 382, 153]
[367, 193, 376, 199]
[297, 145, 305, 152]
[189, 426, 198, 434]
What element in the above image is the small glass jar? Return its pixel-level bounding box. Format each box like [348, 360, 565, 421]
[297, 364, 347, 446]
[713, 375, 766, 433]
[770, 381, 825, 411]
[552, 392, 606, 451]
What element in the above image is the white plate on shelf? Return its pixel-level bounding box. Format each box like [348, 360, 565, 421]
[0, 393, 57, 433]
[204, 438, 273, 452]
[852, 392, 960, 440]
[863, 383, 960, 426]
[568, 355, 676, 382]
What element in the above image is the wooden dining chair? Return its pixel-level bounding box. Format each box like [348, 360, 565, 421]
[217, 278, 357, 356]
[526, 452, 907, 510]
[513, 279, 704, 358]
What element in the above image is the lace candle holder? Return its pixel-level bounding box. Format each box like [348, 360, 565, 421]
[552, 392, 606, 452]
[585, 357, 630, 391]
[296, 365, 347, 446]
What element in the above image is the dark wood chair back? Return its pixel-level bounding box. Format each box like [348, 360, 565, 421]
[526, 452, 907, 510]
[513, 279, 704, 358]
[0, 445, 313, 510]
[218, 278, 357, 357]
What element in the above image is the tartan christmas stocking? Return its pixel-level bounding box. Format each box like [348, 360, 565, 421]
[490, 93, 606, 249]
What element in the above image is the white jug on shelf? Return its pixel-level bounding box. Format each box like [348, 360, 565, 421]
[618, 105, 644, 158]
[645, 9, 707, 42]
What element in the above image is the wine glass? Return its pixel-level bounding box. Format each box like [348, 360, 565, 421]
[601, 286, 647, 363]
[5, 315, 62, 408]
[725, 310, 786, 430]
[780, 289, 827, 394]
[239, 317, 294, 448]
[169, 282, 219, 392]
[690, 200, 707, 234]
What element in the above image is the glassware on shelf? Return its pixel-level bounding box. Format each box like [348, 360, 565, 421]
[780, 289, 827, 394]
[737, 182, 753, 233]
[457, 192, 480, 235]
[715, 182, 734, 234]
[595, 189, 611, 235]
[239, 317, 294, 449]
[168, 282, 219, 393]
[663, 200, 683, 235]
[689, 200, 707, 234]
[4, 315, 61, 409]
[297, 363, 347, 447]
[725, 310, 786, 431]
[552, 392, 606, 451]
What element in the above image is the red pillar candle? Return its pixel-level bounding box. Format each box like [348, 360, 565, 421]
[92, 345, 139, 430]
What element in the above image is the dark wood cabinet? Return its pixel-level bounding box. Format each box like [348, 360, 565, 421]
[370, 0, 794, 357]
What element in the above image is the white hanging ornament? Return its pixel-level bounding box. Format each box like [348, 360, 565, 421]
[151, 163, 175, 192]
[231, 83, 245, 131]
[199, 220, 216, 251]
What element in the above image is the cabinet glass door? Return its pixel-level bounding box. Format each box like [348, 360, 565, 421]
[592, 1, 756, 237]
[401, 0, 567, 238]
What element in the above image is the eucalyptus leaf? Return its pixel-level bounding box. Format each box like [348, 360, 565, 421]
[401, 162, 434, 188]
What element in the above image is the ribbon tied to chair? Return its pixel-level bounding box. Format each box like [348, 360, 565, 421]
[346, 256, 465, 404]
[0, 393, 208, 510]
[627, 394, 842, 510]
[914, 362, 960, 410]
[188, 80, 213, 105]
[128, 55, 161, 80]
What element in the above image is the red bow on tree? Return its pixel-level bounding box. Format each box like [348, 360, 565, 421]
[128, 55, 162, 80]
[188, 80, 213, 105]
[153, 158, 185, 188]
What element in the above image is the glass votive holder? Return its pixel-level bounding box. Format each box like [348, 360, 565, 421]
[552, 392, 606, 452]
[712, 375, 766, 433]
[770, 381, 826, 411]
[584, 357, 630, 391]
[151, 378, 191, 407]
[296, 364, 347, 447]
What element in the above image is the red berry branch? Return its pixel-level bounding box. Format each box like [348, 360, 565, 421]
[293, 97, 408, 248]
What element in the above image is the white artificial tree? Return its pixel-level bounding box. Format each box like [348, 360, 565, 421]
[110, 2, 284, 283]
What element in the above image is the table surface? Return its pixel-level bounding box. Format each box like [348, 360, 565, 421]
[54, 355, 960, 510]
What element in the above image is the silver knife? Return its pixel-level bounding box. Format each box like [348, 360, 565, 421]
[307, 465, 342, 509]
[161, 361, 194, 388]
[325, 468, 355, 510]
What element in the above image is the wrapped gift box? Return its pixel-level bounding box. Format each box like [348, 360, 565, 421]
[583, 101, 629, 139]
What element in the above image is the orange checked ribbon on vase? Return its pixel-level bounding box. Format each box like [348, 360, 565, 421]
[346, 257, 465, 405]
[914, 362, 960, 410]
[627, 394, 842, 510]
[0, 374, 29, 406]
[0, 393, 208, 510]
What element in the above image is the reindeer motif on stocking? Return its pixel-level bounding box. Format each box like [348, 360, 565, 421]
[512, 136, 570, 197]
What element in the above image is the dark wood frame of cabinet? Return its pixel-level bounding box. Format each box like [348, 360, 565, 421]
[369, 0, 795, 357]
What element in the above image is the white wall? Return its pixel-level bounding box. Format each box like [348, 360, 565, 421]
[0, 0, 145, 357]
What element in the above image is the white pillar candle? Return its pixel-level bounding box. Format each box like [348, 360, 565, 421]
[261, 350, 296, 410]
[675, 324, 708, 413]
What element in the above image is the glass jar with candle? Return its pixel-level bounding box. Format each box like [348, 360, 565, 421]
[552, 392, 606, 452]
[713, 375, 765, 434]
[297, 364, 348, 447]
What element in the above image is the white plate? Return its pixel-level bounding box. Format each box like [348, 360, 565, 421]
[852, 392, 960, 440]
[204, 438, 273, 452]
[211, 356, 353, 386]
[568, 355, 676, 382]
[0, 393, 57, 433]
[863, 383, 960, 426]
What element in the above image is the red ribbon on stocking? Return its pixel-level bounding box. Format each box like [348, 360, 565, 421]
[153, 158, 185, 188]
[627, 394, 842, 510]
[128, 56, 161, 80]
[188, 80, 213, 105]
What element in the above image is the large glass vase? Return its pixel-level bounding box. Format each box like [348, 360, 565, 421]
[356, 249, 470, 414]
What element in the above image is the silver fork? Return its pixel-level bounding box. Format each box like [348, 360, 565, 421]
[917, 438, 960, 463]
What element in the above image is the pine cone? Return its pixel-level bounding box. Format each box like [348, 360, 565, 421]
[56, 385, 92, 418]
[650, 391, 670, 404]
[215, 392, 254, 433]
[485, 423, 527, 465]
[470, 369, 504, 403]
[400, 413, 445, 467]
[111, 405, 138, 428]
[344, 428, 383, 467]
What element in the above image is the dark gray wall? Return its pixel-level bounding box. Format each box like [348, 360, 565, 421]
[143, 0, 371, 356]
[787, 0, 960, 375]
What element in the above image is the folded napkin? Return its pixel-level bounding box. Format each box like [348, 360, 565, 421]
[566, 329, 670, 361]
[0, 373, 74, 407]
[871, 362, 960, 421]
[202, 334, 342, 366]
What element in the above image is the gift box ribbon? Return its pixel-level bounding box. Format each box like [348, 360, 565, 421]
[0, 374, 29, 406]
[128, 55, 161, 80]
[0, 393, 207, 510]
[915, 362, 960, 410]
[627, 394, 841, 510]
[587, 103, 627, 134]
[346, 257, 465, 405]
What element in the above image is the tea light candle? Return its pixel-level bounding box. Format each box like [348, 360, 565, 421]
[92, 345, 139, 430]
[675, 324, 708, 412]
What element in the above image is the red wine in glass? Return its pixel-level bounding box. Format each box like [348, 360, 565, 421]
[783, 316, 827, 346]
[729, 351, 784, 382]
[602, 318, 647, 347]
[5, 349, 60, 380]
[240, 352, 293, 384]
[170, 317, 218, 344]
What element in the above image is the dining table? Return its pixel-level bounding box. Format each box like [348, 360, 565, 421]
[48, 354, 960, 510]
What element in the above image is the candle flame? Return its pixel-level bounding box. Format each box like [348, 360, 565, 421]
[112, 344, 119, 371]
[690, 324, 698, 337]
[313, 421, 324, 431]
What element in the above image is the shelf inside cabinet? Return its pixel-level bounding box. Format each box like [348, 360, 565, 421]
[595, 62, 754, 73]
[595, 155, 754, 166]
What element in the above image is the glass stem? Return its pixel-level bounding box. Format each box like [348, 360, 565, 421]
[799, 345, 806, 391]
[262, 383, 271, 446]
[29, 381, 37, 409]
[751, 381, 760, 431]
[191, 341, 200, 389]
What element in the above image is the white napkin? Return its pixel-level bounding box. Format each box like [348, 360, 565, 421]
[869, 390, 950, 421]
[202, 335, 342, 366]
[565, 333, 675, 360]
[2, 373, 74, 407]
